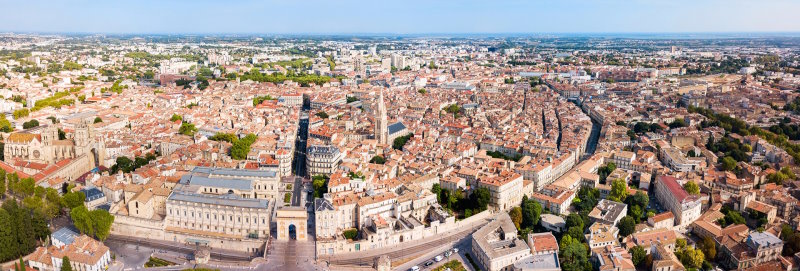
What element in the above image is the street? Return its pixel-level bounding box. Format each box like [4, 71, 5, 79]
[393, 237, 473, 271]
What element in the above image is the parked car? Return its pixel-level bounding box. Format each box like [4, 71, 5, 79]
[434, 255, 444, 262]
[453, 248, 459, 253]
[444, 251, 452, 257]
[425, 261, 434, 266]
[410, 266, 420, 271]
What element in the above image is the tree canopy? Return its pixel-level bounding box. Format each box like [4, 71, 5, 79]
[69, 206, 115, 241]
[607, 179, 628, 202]
[683, 181, 700, 195]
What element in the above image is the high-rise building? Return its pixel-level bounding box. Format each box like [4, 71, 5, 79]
[374, 90, 388, 145]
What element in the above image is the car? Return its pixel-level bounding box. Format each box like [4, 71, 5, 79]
[444, 251, 452, 257]
[425, 261, 434, 266]
[410, 266, 420, 271]
[434, 255, 443, 262]
[452, 248, 459, 253]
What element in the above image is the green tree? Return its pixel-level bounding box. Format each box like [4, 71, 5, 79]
[113, 156, 135, 173]
[170, 114, 183, 122]
[13, 108, 30, 119]
[431, 183, 443, 203]
[209, 132, 237, 143]
[721, 156, 737, 171]
[315, 111, 329, 119]
[683, 181, 700, 195]
[0, 208, 17, 261]
[0, 178, 5, 198]
[598, 162, 617, 182]
[559, 235, 591, 271]
[22, 119, 39, 129]
[677, 246, 705, 269]
[0, 116, 13, 132]
[699, 236, 716, 260]
[607, 179, 629, 202]
[566, 213, 585, 231]
[509, 207, 522, 230]
[63, 191, 85, 209]
[61, 256, 72, 271]
[343, 228, 358, 240]
[312, 175, 328, 198]
[566, 226, 585, 241]
[90, 209, 114, 241]
[521, 195, 542, 229]
[471, 187, 491, 212]
[70, 206, 94, 236]
[369, 155, 385, 164]
[178, 122, 197, 136]
[618, 216, 636, 237]
[93, 117, 102, 123]
[722, 210, 746, 226]
[630, 245, 646, 267]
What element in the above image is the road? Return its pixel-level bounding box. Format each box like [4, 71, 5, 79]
[394, 237, 473, 271]
[320, 214, 492, 267]
[574, 98, 602, 158]
[292, 109, 309, 178]
[290, 176, 304, 206]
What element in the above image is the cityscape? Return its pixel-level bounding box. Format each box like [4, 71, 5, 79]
[2, 1, 800, 271]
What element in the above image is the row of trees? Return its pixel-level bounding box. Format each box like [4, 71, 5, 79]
[239, 68, 331, 87]
[0, 200, 50, 262]
[111, 153, 157, 174]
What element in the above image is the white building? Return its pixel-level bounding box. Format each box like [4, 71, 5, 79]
[654, 176, 701, 228]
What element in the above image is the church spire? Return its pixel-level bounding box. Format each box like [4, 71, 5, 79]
[374, 89, 388, 145]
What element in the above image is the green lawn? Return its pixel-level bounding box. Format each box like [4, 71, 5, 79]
[144, 257, 175, 267]
[433, 260, 466, 271]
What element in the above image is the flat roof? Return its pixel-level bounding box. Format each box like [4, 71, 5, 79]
[51, 227, 78, 245]
[182, 175, 253, 191]
[168, 191, 270, 209]
[513, 253, 560, 270]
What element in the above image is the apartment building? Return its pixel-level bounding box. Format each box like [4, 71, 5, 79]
[654, 176, 701, 228]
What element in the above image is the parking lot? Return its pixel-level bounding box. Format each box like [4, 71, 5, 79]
[398, 237, 474, 271]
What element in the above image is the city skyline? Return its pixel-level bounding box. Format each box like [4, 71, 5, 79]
[2, 0, 800, 34]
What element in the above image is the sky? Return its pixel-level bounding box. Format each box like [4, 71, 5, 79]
[1, 0, 799, 34]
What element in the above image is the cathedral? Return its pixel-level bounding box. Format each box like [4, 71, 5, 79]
[4, 118, 104, 167]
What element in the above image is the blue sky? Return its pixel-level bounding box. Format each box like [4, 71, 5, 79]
[1, 0, 799, 34]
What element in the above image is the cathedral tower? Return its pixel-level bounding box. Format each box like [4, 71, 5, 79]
[374, 89, 388, 145]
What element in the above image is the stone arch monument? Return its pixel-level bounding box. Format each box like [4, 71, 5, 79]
[276, 206, 308, 241]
